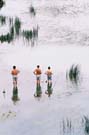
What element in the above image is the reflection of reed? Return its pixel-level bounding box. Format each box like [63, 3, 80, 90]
[14, 17, 21, 36]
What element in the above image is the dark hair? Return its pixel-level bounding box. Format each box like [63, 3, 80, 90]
[37, 65, 40, 68]
[48, 66, 51, 69]
[13, 65, 16, 69]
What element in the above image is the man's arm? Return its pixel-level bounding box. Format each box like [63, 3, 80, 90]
[33, 70, 36, 75]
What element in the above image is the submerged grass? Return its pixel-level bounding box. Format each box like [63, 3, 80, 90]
[0, 33, 13, 43]
[84, 116, 89, 134]
[0, 17, 21, 43]
[9, 17, 13, 26]
[66, 64, 80, 83]
[33, 26, 38, 39]
[14, 17, 21, 36]
[0, 0, 5, 9]
[0, 25, 14, 43]
[29, 6, 36, 16]
[0, 15, 38, 45]
[0, 15, 6, 25]
[22, 27, 38, 46]
[22, 30, 32, 42]
[59, 118, 72, 135]
[10, 26, 14, 37]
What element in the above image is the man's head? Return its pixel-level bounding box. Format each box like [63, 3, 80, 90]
[13, 65, 16, 69]
[37, 65, 40, 68]
[48, 66, 51, 69]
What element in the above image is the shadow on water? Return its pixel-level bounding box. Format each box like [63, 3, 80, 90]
[12, 87, 20, 105]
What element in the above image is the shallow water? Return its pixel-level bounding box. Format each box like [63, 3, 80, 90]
[0, 0, 89, 135]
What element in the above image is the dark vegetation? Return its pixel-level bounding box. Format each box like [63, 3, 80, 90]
[84, 116, 89, 134]
[29, 5, 36, 16]
[0, 3, 38, 45]
[0, 16, 38, 45]
[66, 64, 80, 83]
[0, 15, 6, 25]
[0, 0, 5, 9]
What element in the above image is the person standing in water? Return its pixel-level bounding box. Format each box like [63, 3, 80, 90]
[11, 66, 20, 88]
[33, 65, 42, 97]
[33, 65, 42, 85]
[45, 66, 53, 84]
[45, 66, 53, 96]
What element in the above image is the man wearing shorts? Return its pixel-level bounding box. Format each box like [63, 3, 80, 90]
[33, 65, 42, 85]
[11, 66, 20, 87]
[45, 66, 53, 85]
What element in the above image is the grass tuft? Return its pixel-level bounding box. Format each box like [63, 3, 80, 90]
[29, 6, 36, 16]
[84, 116, 89, 134]
[66, 64, 80, 83]
[0, 32, 14, 43]
[22, 30, 32, 42]
[14, 17, 21, 36]
[0, 15, 6, 25]
[0, 0, 5, 9]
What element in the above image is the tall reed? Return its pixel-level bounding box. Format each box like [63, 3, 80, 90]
[84, 116, 89, 134]
[0, 0, 5, 9]
[14, 17, 21, 36]
[66, 64, 80, 83]
[29, 6, 36, 16]
[0, 32, 14, 43]
[0, 16, 6, 25]
[22, 30, 32, 42]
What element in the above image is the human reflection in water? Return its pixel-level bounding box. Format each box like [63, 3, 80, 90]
[45, 66, 53, 97]
[45, 80, 53, 97]
[34, 83, 42, 97]
[11, 66, 20, 104]
[12, 86, 20, 105]
[33, 65, 42, 98]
